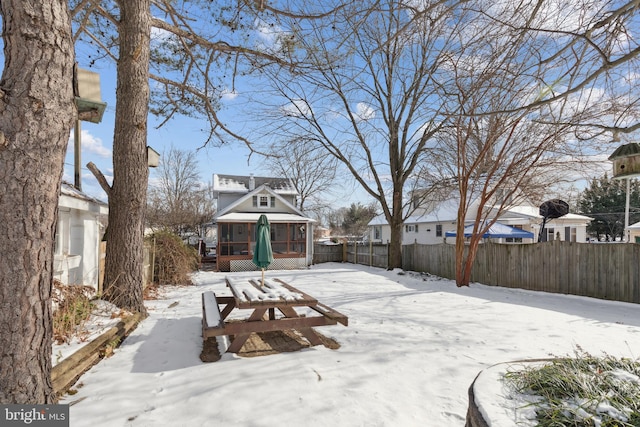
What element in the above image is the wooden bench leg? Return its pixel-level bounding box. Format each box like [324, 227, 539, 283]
[225, 308, 268, 353]
[226, 333, 251, 353]
[200, 337, 222, 362]
[278, 306, 323, 347]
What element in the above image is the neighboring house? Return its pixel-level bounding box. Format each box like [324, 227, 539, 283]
[627, 222, 640, 243]
[212, 174, 316, 272]
[54, 182, 108, 289]
[367, 192, 592, 245]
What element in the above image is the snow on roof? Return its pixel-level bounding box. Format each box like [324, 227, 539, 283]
[215, 212, 316, 223]
[60, 181, 108, 207]
[213, 174, 298, 195]
[368, 197, 460, 226]
[506, 205, 593, 221]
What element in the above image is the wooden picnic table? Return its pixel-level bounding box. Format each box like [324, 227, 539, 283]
[202, 276, 348, 355]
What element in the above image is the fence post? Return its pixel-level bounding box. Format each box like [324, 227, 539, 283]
[354, 241, 358, 265]
[386, 240, 390, 270]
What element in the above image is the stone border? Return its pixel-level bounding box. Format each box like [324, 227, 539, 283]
[52, 314, 143, 397]
[465, 371, 489, 427]
[466, 359, 555, 427]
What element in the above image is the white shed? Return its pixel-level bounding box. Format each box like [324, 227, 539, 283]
[54, 182, 108, 289]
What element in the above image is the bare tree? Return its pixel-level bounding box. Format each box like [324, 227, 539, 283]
[147, 147, 215, 235]
[266, 136, 338, 213]
[0, 0, 75, 403]
[431, 0, 640, 286]
[75, 1, 347, 312]
[255, 0, 466, 268]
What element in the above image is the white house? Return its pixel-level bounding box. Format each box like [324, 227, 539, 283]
[367, 192, 592, 245]
[54, 182, 108, 289]
[212, 174, 316, 272]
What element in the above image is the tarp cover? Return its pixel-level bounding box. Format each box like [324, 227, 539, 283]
[445, 222, 534, 239]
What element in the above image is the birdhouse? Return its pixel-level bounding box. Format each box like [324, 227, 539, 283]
[608, 143, 640, 179]
[74, 67, 107, 123]
[147, 146, 160, 167]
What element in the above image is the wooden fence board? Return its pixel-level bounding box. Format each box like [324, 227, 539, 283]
[314, 241, 640, 305]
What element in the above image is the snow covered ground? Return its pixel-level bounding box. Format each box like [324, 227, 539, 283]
[62, 263, 640, 426]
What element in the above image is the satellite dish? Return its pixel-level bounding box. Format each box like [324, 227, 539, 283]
[538, 199, 569, 242]
[539, 199, 569, 219]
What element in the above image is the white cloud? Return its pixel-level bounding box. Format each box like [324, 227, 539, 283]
[68, 130, 111, 158]
[281, 99, 310, 117]
[356, 102, 375, 121]
[221, 89, 239, 101]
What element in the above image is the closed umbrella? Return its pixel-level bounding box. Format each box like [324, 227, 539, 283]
[252, 214, 274, 286]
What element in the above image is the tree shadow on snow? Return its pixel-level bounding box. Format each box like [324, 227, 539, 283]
[130, 317, 204, 373]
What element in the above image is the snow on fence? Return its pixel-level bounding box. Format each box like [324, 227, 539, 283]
[313, 241, 640, 305]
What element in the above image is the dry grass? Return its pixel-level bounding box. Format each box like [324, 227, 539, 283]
[52, 280, 95, 344]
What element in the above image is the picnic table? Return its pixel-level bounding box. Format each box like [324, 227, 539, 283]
[201, 276, 348, 355]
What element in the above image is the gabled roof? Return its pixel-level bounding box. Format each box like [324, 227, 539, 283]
[213, 184, 306, 221]
[369, 195, 592, 226]
[213, 174, 297, 195]
[59, 181, 108, 214]
[505, 205, 593, 221]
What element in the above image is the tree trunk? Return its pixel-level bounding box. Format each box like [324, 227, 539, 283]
[103, 0, 150, 315]
[0, 1, 75, 403]
[454, 223, 469, 286]
[387, 189, 404, 269]
[457, 236, 482, 287]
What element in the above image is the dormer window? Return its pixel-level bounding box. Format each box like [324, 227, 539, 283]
[253, 194, 276, 209]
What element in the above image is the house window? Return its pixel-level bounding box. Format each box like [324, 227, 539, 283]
[436, 224, 442, 237]
[374, 226, 381, 240]
[405, 224, 416, 233]
[252, 195, 277, 209]
[565, 227, 576, 242]
[546, 227, 555, 241]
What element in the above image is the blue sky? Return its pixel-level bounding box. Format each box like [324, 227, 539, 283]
[66, 61, 275, 202]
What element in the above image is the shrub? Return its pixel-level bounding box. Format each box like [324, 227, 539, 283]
[147, 230, 199, 286]
[52, 281, 95, 344]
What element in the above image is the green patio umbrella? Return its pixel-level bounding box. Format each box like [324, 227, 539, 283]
[252, 214, 274, 286]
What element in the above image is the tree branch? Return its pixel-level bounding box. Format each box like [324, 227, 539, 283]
[87, 161, 112, 198]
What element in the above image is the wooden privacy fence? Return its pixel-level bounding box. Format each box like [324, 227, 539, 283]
[314, 241, 640, 304]
[403, 241, 640, 304]
[313, 242, 389, 268]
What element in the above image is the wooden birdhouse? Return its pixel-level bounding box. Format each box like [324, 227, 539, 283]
[147, 146, 160, 167]
[608, 143, 640, 179]
[74, 67, 107, 124]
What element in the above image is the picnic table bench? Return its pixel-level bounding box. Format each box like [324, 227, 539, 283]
[201, 276, 347, 358]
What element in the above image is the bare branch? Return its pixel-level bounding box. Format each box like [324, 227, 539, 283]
[87, 161, 112, 197]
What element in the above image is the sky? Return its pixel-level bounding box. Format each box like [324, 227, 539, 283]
[65, 60, 277, 203]
[56, 263, 640, 426]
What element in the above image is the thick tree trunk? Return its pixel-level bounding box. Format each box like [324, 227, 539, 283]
[0, 1, 75, 403]
[103, 0, 151, 315]
[387, 189, 404, 269]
